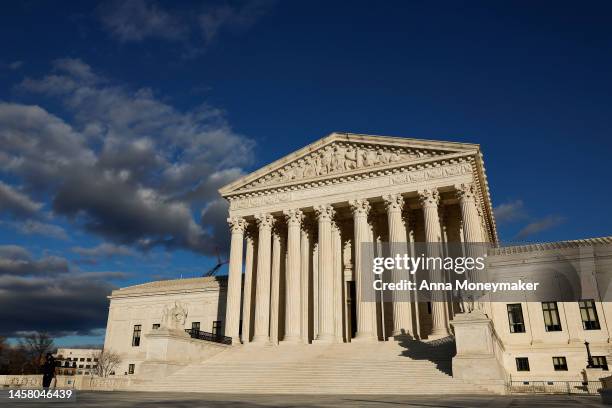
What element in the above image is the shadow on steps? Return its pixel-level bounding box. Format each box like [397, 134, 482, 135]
[396, 336, 456, 376]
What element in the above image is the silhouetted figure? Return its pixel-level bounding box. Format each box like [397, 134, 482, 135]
[41, 353, 56, 388]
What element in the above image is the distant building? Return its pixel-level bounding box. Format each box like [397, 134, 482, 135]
[54, 348, 101, 376]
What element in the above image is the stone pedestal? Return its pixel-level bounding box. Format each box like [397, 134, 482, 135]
[450, 311, 506, 394]
[140, 328, 229, 379]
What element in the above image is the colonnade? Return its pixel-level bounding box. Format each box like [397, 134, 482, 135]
[224, 183, 485, 344]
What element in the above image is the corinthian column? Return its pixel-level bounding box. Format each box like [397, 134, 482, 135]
[350, 199, 377, 341]
[300, 222, 313, 343]
[270, 225, 284, 344]
[418, 189, 450, 339]
[283, 209, 303, 342]
[241, 227, 256, 343]
[252, 213, 275, 344]
[455, 183, 484, 243]
[314, 204, 335, 342]
[382, 194, 413, 337]
[225, 217, 247, 343]
[456, 182, 486, 313]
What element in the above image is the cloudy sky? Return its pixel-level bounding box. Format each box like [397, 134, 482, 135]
[1, 1, 611, 346]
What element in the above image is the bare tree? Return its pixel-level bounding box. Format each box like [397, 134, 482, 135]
[19, 332, 54, 374]
[92, 349, 121, 377]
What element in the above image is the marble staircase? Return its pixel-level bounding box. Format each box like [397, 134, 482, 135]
[132, 337, 493, 394]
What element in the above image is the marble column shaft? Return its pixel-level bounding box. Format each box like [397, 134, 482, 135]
[418, 189, 450, 338]
[270, 227, 283, 344]
[225, 217, 246, 341]
[253, 213, 275, 343]
[241, 229, 256, 343]
[283, 209, 303, 342]
[350, 199, 377, 341]
[300, 223, 312, 343]
[315, 204, 336, 341]
[383, 194, 413, 337]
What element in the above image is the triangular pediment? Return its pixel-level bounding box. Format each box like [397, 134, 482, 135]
[219, 132, 479, 196]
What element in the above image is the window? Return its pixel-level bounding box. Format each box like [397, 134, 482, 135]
[593, 356, 609, 371]
[85, 365, 90, 369]
[542, 302, 562, 332]
[128, 364, 135, 375]
[553, 357, 568, 371]
[86, 358, 91, 362]
[94, 358, 98, 362]
[191, 322, 200, 332]
[212, 320, 222, 335]
[152, 323, 160, 330]
[77, 371, 82, 375]
[78, 364, 83, 368]
[507, 304, 526, 333]
[579, 300, 601, 330]
[132, 324, 142, 347]
[79, 358, 84, 361]
[515, 357, 530, 372]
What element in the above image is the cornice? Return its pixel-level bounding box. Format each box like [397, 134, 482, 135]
[490, 236, 612, 256]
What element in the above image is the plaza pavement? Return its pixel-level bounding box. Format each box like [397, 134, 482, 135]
[2, 391, 607, 407]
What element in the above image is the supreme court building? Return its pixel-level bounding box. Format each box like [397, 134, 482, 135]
[104, 133, 612, 394]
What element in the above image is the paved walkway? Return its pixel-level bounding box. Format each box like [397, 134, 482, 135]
[3, 392, 607, 407]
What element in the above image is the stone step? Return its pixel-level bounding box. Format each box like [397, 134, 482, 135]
[132, 339, 489, 395]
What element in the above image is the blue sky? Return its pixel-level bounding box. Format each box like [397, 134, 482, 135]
[0, 1, 611, 346]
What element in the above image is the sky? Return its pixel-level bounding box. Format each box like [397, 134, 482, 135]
[0, 1, 611, 347]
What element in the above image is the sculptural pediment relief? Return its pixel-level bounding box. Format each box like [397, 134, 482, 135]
[221, 134, 476, 195]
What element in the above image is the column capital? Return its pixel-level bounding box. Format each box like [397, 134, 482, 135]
[349, 199, 371, 217]
[314, 204, 335, 221]
[417, 188, 440, 208]
[283, 208, 304, 225]
[455, 182, 476, 201]
[382, 193, 404, 212]
[254, 213, 275, 229]
[227, 217, 247, 234]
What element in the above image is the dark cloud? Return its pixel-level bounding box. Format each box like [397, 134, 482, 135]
[0, 246, 127, 337]
[0, 274, 117, 337]
[0, 245, 69, 277]
[201, 198, 231, 257]
[2, 220, 69, 240]
[1, 59, 254, 257]
[97, 0, 187, 43]
[71, 243, 136, 260]
[96, 0, 274, 56]
[0, 181, 43, 218]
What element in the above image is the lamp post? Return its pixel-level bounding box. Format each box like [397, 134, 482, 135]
[585, 341, 595, 368]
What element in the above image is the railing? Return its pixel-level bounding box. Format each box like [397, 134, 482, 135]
[508, 380, 601, 395]
[185, 329, 232, 345]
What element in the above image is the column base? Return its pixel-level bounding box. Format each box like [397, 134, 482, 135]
[352, 332, 378, 343]
[250, 335, 271, 345]
[281, 335, 301, 344]
[313, 333, 336, 344]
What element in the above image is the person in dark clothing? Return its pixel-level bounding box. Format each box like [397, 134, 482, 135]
[41, 353, 56, 388]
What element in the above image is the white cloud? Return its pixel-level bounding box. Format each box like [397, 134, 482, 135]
[2, 59, 254, 256]
[494, 200, 527, 224]
[515, 216, 566, 240]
